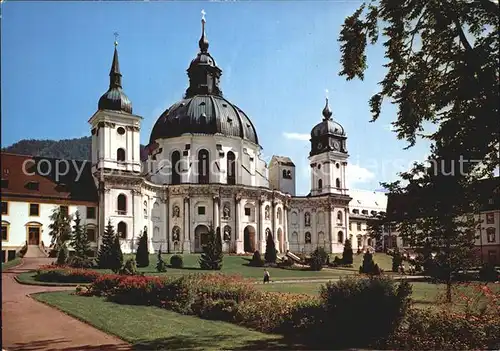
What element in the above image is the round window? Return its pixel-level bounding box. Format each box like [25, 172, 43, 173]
[117, 127, 126, 135]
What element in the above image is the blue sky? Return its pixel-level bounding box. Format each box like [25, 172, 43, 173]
[2, 1, 432, 195]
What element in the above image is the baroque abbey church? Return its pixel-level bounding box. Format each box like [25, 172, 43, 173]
[2, 14, 390, 260]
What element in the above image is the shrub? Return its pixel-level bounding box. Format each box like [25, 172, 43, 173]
[319, 276, 412, 348]
[98, 220, 118, 269]
[479, 263, 498, 282]
[359, 251, 381, 275]
[342, 239, 353, 264]
[135, 230, 150, 268]
[110, 235, 124, 273]
[264, 232, 277, 264]
[310, 247, 328, 271]
[170, 254, 184, 268]
[119, 258, 138, 275]
[156, 246, 167, 272]
[67, 256, 94, 269]
[18, 242, 28, 258]
[249, 251, 264, 267]
[36, 266, 101, 283]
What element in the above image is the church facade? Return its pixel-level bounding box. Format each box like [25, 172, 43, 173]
[1, 14, 392, 260]
[90, 15, 360, 255]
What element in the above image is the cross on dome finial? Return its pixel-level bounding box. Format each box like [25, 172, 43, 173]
[322, 90, 333, 120]
[199, 9, 209, 52]
[114, 32, 119, 47]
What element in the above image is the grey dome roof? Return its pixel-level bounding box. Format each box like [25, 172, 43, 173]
[311, 119, 345, 137]
[149, 94, 259, 144]
[98, 87, 132, 114]
[311, 97, 345, 137]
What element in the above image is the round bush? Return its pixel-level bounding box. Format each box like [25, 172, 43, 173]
[170, 255, 184, 268]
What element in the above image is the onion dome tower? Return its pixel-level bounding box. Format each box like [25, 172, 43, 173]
[97, 40, 133, 114]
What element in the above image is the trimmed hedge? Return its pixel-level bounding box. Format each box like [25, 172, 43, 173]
[35, 266, 101, 283]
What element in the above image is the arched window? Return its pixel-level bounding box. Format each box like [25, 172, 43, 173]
[117, 194, 127, 214]
[227, 151, 236, 185]
[171, 151, 181, 185]
[282, 169, 287, 178]
[117, 148, 126, 162]
[198, 149, 209, 184]
[337, 211, 343, 224]
[117, 221, 127, 239]
[318, 179, 323, 190]
[337, 231, 344, 243]
[487, 228, 496, 243]
[305, 232, 312, 244]
[336, 178, 341, 188]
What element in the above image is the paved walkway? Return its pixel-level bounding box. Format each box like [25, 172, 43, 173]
[2, 258, 131, 351]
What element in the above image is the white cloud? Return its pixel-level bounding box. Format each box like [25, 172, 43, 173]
[282, 132, 310, 141]
[346, 164, 375, 186]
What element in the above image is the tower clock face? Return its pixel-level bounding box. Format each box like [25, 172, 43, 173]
[317, 142, 323, 150]
[333, 140, 340, 150]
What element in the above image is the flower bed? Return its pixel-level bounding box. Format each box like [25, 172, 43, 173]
[35, 265, 101, 283]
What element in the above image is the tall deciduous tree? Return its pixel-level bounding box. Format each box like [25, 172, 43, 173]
[339, 0, 499, 302]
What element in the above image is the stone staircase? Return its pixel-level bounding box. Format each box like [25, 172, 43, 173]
[24, 245, 49, 258]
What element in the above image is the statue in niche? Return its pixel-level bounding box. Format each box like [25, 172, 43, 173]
[173, 205, 180, 218]
[265, 206, 270, 220]
[223, 205, 230, 218]
[305, 212, 311, 227]
[172, 226, 180, 242]
[223, 226, 231, 241]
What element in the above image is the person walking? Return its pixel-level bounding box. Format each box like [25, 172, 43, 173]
[263, 269, 270, 284]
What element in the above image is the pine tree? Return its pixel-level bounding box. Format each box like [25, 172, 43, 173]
[360, 251, 380, 275]
[342, 239, 354, 264]
[97, 219, 115, 269]
[70, 211, 91, 259]
[56, 243, 68, 265]
[156, 245, 167, 272]
[110, 234, 124, 273]
[199, 226, 223, 270]
[135, 229, 150, 268]
[264, 232, 277, 264]
[48, 207, 72, 253]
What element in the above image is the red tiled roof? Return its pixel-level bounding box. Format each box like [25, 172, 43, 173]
[1, 152, 98, 203]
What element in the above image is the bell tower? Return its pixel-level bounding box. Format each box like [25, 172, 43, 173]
[309, 93, 348, 196]
[89, 37, 142, 175]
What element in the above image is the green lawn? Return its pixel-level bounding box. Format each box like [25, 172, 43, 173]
[33, 291, 304, 350]
[118, 254, 358, 281]
[1, 257, 22, 271]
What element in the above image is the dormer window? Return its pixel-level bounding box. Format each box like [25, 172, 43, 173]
[362, 210, 369, 215]
[26, 181, 39, 191]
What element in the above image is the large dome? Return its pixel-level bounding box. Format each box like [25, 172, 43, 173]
[149, 15, 259, 145]
[149, 94, 258, 144]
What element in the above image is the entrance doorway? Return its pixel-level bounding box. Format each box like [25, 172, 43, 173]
[28, 226, 40, 245]
[243, 225, 256, 253]
[194, 225, 209, 252]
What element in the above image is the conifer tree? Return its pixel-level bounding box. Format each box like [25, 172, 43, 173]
[110, 234, 124, 273]
[48, 207, 72, 254]
[70, 211, 90, 259]
[342, 239, 354, 264]
[264, 232, 277, 264]
[135, 229, 150, 268]
[97, 219, 115, 269]
[199, 226, 223, 270]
